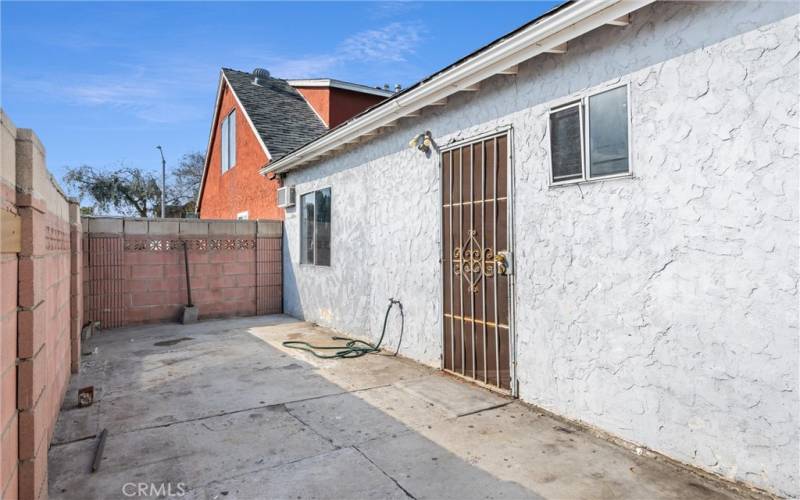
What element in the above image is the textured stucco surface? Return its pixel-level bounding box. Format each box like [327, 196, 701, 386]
[282, 2, 799, 496]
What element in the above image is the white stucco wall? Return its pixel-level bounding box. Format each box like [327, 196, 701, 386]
[282, 2, 799, 495]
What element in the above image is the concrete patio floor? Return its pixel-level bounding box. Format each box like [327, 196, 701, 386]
[49, 316, 758, 500]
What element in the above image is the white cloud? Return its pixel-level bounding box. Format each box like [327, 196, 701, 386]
[266, 21, 426, 78]
[48, 33, 123, 51]
[6, 63, 210, 124]
[66, 82, 159, 106]
[61, 73, 206, 123]
[263, 55, 340, 80]
[5, 20, 426, 122]
[339, 21, 424, 63]
[367, 2, 422, 21]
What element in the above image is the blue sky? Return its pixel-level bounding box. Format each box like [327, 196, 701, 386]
[2, 1, 558, 190]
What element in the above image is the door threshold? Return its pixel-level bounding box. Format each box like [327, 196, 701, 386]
[442, 368, 514, 397]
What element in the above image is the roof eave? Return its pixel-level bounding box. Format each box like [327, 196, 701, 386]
[261, 0, 653, 177]
[287, 79, 395, 97]
[196, 72, 226, 211]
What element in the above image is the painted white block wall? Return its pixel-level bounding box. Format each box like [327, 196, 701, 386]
[282, 2, 799, 496]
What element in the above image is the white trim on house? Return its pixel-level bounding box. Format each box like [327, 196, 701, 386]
[287, 79, 394, 98]
[299, 94, 330, 129]
[438, 124, 513, 153]
[196, 71, 274, 212]
[196, 74, 225, 212]
[236, 211, 249, 220]
[261, 0, 654, 176]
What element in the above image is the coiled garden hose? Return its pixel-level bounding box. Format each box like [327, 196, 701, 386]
[282, 298, 404, 359]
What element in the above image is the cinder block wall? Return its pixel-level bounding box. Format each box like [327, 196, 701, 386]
[1, 110, 21, 500]
[1, 109, 83, 500]
[82, 217, 282, 328]
[0, 108, 279, 499]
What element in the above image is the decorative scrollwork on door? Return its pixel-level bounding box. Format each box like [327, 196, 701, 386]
[453, 230, 495, 293]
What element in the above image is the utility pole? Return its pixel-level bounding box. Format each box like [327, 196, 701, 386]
[156, 146, 166, 218]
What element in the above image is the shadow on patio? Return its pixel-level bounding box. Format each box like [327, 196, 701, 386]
[49, 316, 743, 500]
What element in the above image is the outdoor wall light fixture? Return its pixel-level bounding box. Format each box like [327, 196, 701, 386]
[408, 130, 433, 155]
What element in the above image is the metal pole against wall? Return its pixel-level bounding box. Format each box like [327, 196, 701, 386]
[183, 240, 193, 307]
[156, 145, 166, 218]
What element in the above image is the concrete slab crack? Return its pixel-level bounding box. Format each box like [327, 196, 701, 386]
[182, 447, 349, 497]
[49, 433, 98, 448]
[100, 381, 407, 438]
[284, 405, 338, 448]
[353, 445, 417, 500]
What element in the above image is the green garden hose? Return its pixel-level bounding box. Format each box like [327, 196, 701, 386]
[283, 298, 404, 359]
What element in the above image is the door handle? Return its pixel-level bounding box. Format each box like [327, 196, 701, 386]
[495, 251, 512, 276]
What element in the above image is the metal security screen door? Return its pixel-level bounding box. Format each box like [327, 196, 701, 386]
[441, 133, 512, 391]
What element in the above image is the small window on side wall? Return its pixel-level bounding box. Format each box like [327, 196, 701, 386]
[300, 188, 331, 266]
[549, 84, 630, 185]
[549, 104, 583, 182]
[221, 110, 236, 172]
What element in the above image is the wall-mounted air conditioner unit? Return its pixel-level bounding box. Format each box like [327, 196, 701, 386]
[277, 186, 296, 208]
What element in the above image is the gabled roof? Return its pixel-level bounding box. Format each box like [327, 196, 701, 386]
[222, 68, 327, 161]
[196, 68, 329, 210]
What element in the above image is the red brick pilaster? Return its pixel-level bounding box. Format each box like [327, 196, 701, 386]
[15, 127, 63, 500]
[68, 202, 82, 374]
[15, 197, 48, 500]
[0, 140, 20, 500]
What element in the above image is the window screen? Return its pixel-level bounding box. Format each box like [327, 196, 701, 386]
[549, 105, 583, 182]
[314, 188, 331, 266]
[300, 188, 332, 266]
[588, 86, 628, 177]
[300, 192, 315, 264]
[221, 110, 236, 172]
[221, 117, 229, 172]
[228, 110, 236, 169]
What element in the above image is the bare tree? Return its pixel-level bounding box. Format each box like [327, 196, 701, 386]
[64, 165, 162, 217]
[171, 152, 205, 207]
[65, 152, 206, 217]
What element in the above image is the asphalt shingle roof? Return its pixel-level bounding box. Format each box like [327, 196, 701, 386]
[222, 68, 327, 161]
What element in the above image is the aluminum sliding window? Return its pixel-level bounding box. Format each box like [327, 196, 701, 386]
[221, 110, 236, 172]
[549, 84, 630, 185]
[300, 188, 331, 266]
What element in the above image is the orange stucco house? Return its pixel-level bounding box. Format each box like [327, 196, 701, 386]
[196, 68, 391, 220]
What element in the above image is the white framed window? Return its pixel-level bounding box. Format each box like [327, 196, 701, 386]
[549, 83, 630, 185]
[221, 109, 237, 172]
[236, 211, 248, 220]
[300, 187, 331, 266]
